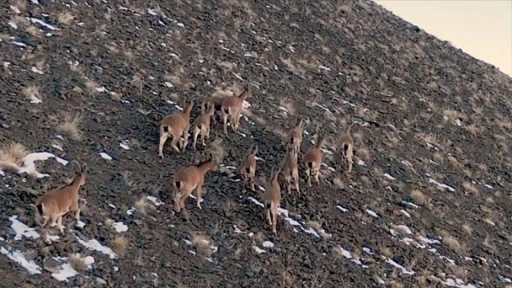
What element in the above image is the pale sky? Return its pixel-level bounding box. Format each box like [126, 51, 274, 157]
[374, 0, 512, 77]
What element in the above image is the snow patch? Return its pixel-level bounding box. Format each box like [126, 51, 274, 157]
[9, 215, 40, 240]
[0, 247, 42, 274]
[428, 178, 455, 192]
[75, 220, 86, 229]
[12, 152, 68, 178]
[100, 152, 112, 160]
[76, 237, 117, 259]
[30, 18, 60, 30]
[31, 67, 44, 74]
[366, 209, 379, 218]
[262, 241, 275, 248]
[146, 196, 164, 206]
[253, 246, 266, 254]
[113, 222, 128, 233]
[29, 94, 43, 104]
[336, 205, 348, 212]
[119, 140, 130, 150]
[385, 257, 415, 275]
[51, 255, 94, 281]
[383, 173, 396, 180]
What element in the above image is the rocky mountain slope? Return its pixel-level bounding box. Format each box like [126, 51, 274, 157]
[1, 0, 512, 287]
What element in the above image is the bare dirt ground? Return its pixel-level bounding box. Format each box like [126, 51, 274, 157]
[1, 0, 512, 287]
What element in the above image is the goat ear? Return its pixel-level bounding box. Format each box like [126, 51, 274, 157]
[81, 163, 87, 173]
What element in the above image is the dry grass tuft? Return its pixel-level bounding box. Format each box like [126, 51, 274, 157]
[84, 79, 100, 94]
[462, 223, 473, 235]
[211, 84, 234, 99]
[122, 171, 136, 187]
[357, 148, 371, 161]
[280, 57, 305, 76]
[22, 85, 42, 103]
[104, 219, 114, 228]
[331, 246, 345, 259]
[110, 236, 129, 255]
[304, 94, 320, 108]
[0, 142, 28, 171]
[68, 253, 87, 271]
[410, 190, 427, 205]
[57, 11, 75, 25]
[253, 232, 265, 244]
[432, 152, 444, 164]
[308, 220, 320, 230]
[11, 15, 29, 28]
[439, 231, 464, 254]
[278, 97, 295, 116]
[462, 182, 479, 196]
[447, 156, 463, 169]
[308, 221, 331, 239]
[134, 197, 154, 215]
[253, 114, 270, 128]
[378, 246, 393, 257]
[207, 137, 226, 163]
[191, 233, 214, 257]
[222, 199, 236, 216]
[10, 0, 26, 13]
[333, 176, 345, 189]
[56, 113, 83, 141]
[482, 235, 497, 251]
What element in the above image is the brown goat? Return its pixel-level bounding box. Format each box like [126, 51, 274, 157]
[280, 147, 300, 194]
[239, 145, 258, 190]
[172, 158, 218, 213]
[303, 133, 325, 186]
[158, 101, 194, 159]
[220, 88, 251, 134]
[192, 102, 215, 150]
[286, 117, 304, 156]
[339, 122, 356, 173]
[262, 166, 281, 234]
[209, 96, 225, 123]
[34, 161, 86, 243]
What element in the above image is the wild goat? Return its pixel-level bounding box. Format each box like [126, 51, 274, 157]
[262, 166, 281, 234]
[239, 145, 258, 190]
[209, 96, 225, 123]
[172, 157, 218, 213]
[192, 102, 215, 150]
[339, 122, 356, 173]
[34, 160, 86, 243]
[220, 88, 251, 134]
[280, 146, 300, 194]
[286, 118, 304, 156]
[158, 101, 194, 159]
[302, 132, 325, 186]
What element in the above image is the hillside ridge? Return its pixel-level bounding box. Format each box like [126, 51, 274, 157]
[0, 0, 511, 287]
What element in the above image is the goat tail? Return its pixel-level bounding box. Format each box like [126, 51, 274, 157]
[35, 203, 44, 215]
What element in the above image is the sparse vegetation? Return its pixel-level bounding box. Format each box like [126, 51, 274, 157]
[22, 85, 42, 103]
[0, 142, 28, 171]
[110, 236, 129, 255]
[68, 253, 87, 271]
[190, 233, 214, 257]
[55, 113, 83, 141]
[410, 190, 427, 206]
[0, 0, 511, 287]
